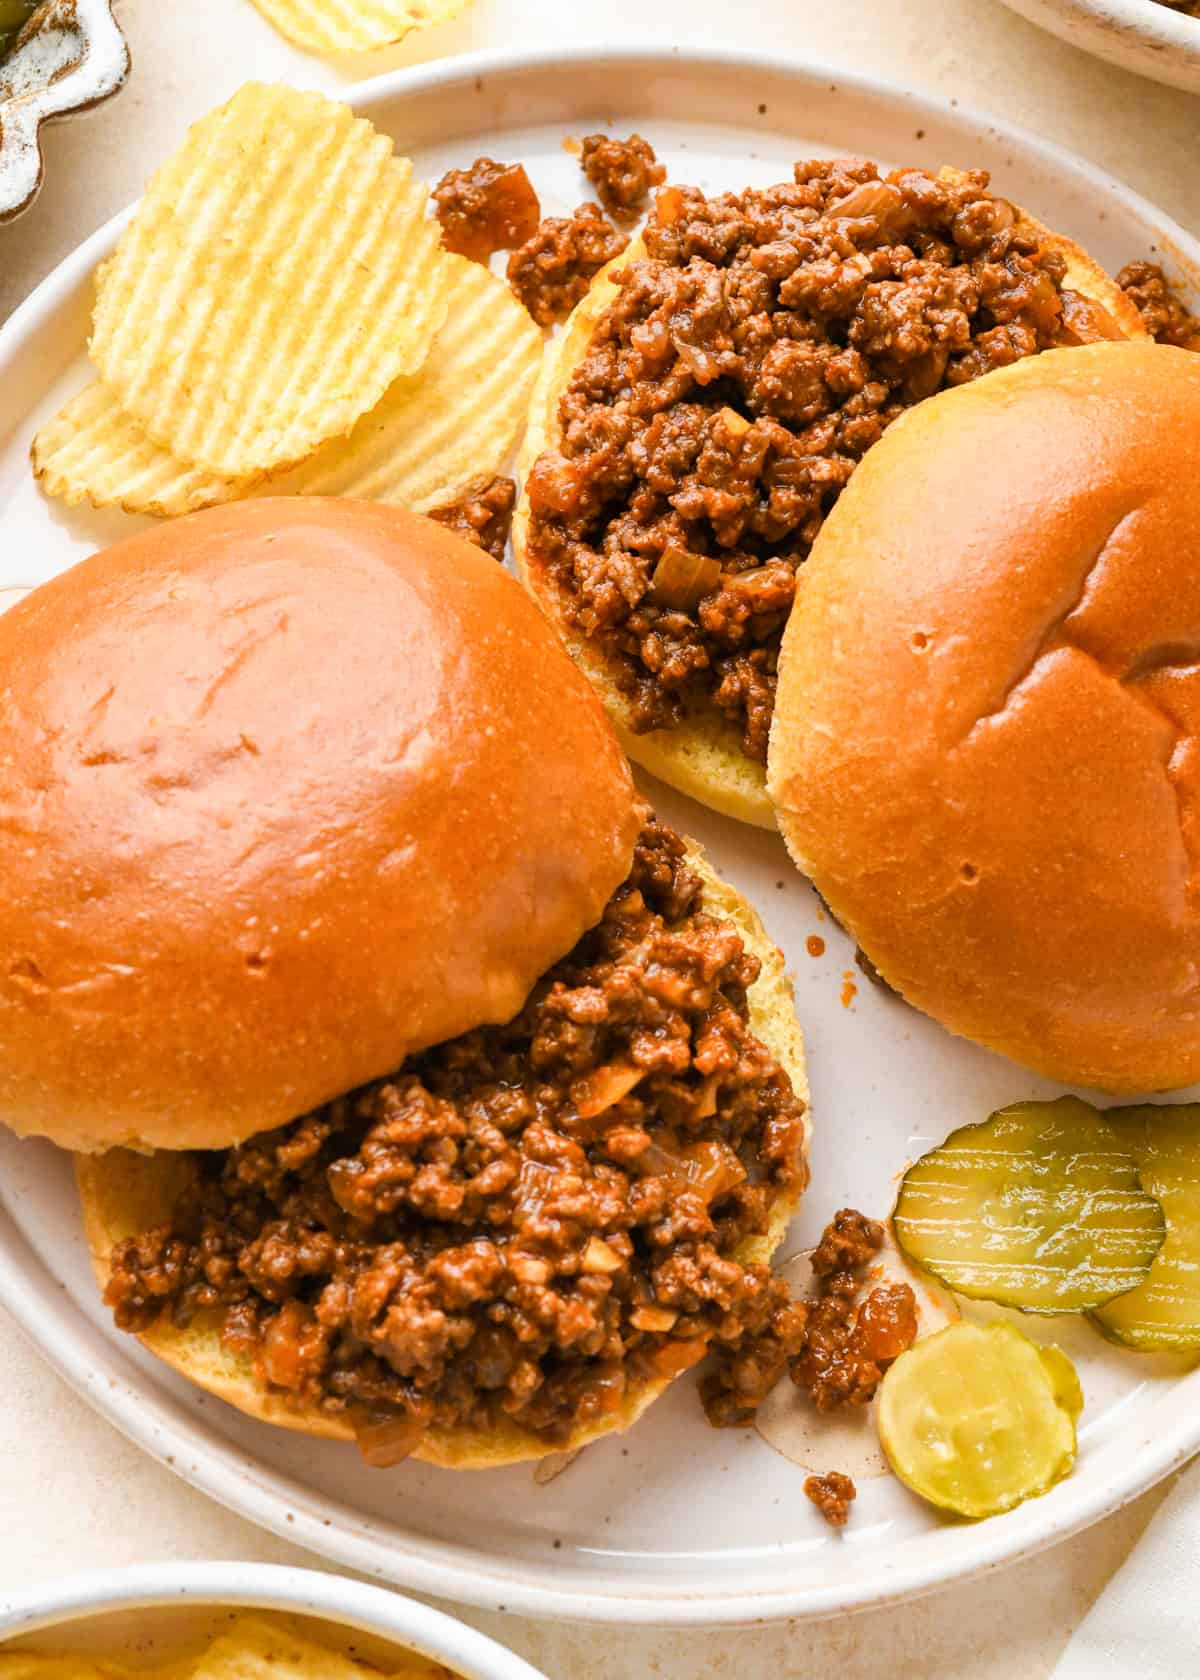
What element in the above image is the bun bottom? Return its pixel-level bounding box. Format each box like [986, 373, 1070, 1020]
[515, 245, 779, 832]
[513, 197, 1147, 833]
[76, 844, 809, 1470]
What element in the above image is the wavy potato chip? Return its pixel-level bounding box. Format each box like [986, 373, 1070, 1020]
[31, 382, 241, 517]
[248, 0, 472, 54]
[37, 256, 542, 520]
[0, 1662, 112, 1680]
[89, 83, 448, 478]
[191, 1621, 442, 1680]
[272, 252, 543, 507]
[0, 1621, 455, 1680]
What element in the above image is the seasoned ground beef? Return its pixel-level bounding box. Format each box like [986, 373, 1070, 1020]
[507, 203, 628, 326]
[804, 1470, 856, 1527]
[524, 159, 1126, 762]
[701, 1207, 917, 1425]
[581, 133, 666, 220]
[1118, 260, 1200, 350]
[104, 813, 808, 1462]
[427, 476, 516, 561]
[432, 158, 541, 265]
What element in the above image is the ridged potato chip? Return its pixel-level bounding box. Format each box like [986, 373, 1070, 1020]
[191, 1621, 449, 1680]
[37, 255, 542, 520]
[89, 83, 448, 478]
[0, 1621, 454, 1680]
[272, 251, 543, 508]
[0, 1661, 112, 1680]
[31, 382, 241, 517]
[248, 0, 472, 54]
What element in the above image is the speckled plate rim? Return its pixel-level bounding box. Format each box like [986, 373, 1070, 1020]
[0, 43, 1199, 1629]
[996, 0, 1200, 94]
[0, 0, 130, 222]
[0, 1561, 547, 1680]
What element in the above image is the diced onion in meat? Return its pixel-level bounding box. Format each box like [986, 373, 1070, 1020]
[350, 1406, 426, 1468]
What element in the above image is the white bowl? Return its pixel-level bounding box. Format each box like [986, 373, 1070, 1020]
[0, 1563, 547, 1680]
[999, 0, 1200, 93]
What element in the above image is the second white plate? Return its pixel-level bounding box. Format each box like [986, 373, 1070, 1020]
[998, 0, 1200, 95]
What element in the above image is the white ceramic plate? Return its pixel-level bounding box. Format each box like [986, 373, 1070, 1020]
[997, 0, 1200, 92]
[0, 1561, 547, 1680]
[1, 45, 1199, 1629]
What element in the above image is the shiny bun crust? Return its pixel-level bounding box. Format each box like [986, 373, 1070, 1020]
[769, 342, 1200, 1092]
[0, 499, 639, 1152]
[76, 842, 810, 1468]
[513, 197, 1147, 832]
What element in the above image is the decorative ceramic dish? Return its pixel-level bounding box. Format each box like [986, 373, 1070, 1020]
[0, 43, 1198, 1630]
[0, 0, 129, 222]
[998, 0, 1200, 94]
[0, 1562, 547, 1680]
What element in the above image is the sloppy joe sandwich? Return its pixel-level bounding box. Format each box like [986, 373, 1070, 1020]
[768, 340, 1200, 1092]
[514, 159, 1146, 828]
[0, 498, 809, 1467]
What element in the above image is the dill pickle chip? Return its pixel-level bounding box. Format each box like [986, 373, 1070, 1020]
[1037, 1343, 1084, 1419]
[1093, 1104, 1200, 1353]
[894, 1097, 1164, 1314]
[877, 1322, 1079, 1518]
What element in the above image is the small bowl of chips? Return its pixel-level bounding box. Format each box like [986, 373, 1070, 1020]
[0, 0, 129, 223]
[0, 1560, 549, 1680]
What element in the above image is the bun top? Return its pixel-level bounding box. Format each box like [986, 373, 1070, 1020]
[769, 342, 1200, 1092]
[0, 499, 639, 1151]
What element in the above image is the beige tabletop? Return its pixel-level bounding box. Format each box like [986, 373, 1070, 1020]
[1, 1, 1197, 1674]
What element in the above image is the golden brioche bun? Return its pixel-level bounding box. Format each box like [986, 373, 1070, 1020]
[76, 842, 810, 1469]
[513, 197, 1147, 831]
[0, 499, 639, 1152]
[769, 340, 1200, 1092]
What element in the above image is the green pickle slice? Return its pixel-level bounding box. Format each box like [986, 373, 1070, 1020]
[877, 1322, 1081, 1518]
[894, 1097, 1165, 1314]
[1093, 1104, 1200, 1353]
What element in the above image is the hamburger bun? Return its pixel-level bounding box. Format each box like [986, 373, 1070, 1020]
[76, 841, 809, 1468]
[768, 340, 1200, 1092]
[513, 183, 1147, 831]
[0, 498, 639, 1152]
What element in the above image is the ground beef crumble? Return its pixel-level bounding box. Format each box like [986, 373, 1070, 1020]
[701, 1208, 917, 1427]
[581, 133, 666, 220]
[427, 476, 516, 561]
[104, 812, 809, 1462]
[804, 1470, 856, 1528]
[524, 159, 1128, 762]
[1118, 260, 1200, 351]
[432, 158, 541, 265]
[507, 203, 628, 326]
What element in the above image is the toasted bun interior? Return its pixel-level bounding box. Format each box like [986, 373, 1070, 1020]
[513, 197, 1145, 831]
[0, 499, 639, 1152]
[769, 341, 1200, 1093]
[76, 843, 809, 1469]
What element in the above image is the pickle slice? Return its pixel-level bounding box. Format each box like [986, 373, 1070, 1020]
[1093, 1104, 1200, 1353]
[894, 1097, 1165, 1314]
[877, 1322, 1080, 1518]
